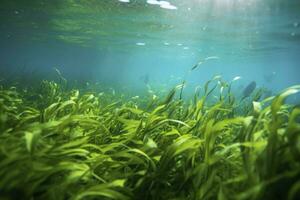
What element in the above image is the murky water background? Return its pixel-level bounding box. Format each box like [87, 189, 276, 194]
[0, 0, 299, 94]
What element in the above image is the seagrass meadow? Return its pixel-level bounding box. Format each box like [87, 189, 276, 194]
[0, 77, 300, 200]
[1, 0, 300, 199]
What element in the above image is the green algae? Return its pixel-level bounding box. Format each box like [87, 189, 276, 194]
[0, 78, 299, 200]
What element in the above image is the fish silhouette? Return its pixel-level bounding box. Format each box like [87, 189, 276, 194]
[242, 81, 256, 100]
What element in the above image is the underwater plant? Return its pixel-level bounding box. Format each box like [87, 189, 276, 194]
[0, 77, 300, 200]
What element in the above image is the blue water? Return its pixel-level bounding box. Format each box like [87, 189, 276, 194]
[0, 0, 299, 96]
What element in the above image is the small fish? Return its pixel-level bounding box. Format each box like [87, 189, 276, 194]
[136, 42, 145, 46]
[190, 56, 219, 71]
[242, 81, 256, 100]
[53, 67, 62, 76]
[204, 56, 219, 61]
[191, 61, 203, 71]
[53, 67, 67, 84]
[213, 75, 222, 80]
[232, 76, 242, 82]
